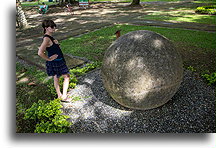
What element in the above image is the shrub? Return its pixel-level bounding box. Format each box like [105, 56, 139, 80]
[202, 72, 216, 86]
[69, 62, 101, 77]
[24, 99, 71, 133]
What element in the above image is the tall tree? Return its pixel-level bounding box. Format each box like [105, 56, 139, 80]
[130, 0, 141, 6]
[16, 0, 29, 29]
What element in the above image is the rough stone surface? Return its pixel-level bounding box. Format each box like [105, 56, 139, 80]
[101, 30, 183, 110]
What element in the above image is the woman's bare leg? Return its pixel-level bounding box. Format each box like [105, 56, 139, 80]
[62, 74, 70, 100]
[54, 75, 62, 99]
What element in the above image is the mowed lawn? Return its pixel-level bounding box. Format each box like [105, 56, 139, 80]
[61, 24, 216, 74]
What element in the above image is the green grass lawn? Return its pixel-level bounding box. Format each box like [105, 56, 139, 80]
[141, 9, 216, 25]
[61, 24, 216, 80]
[21, 0, 216, 6]
[61, 24, 216, 86]
[21, 0, 58, 7]
[61, 25, 215, 58]
[21, 0, 216, 25]
[140, 0, 216, 24]
[90, 0, 207, 2]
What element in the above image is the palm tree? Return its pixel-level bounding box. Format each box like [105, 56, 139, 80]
[16, 0, 29, 29]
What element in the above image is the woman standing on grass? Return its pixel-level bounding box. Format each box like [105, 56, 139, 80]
[38, 19, 71, 102]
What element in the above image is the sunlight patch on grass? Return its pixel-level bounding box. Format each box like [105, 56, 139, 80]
[141, 9, 216, 24]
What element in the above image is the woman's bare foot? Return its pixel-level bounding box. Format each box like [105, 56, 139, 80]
[58, 94, 63, 99]
[61, 94, 67, 101]
[61, 95, 72, 102]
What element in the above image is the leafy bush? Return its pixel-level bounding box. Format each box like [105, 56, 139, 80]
[24, 99, 71, 133]
[196, 5, 216, 15]
[202, 72, 216, 86]
[69, 62, 101, 77]
[186, 66, 216, 86]
[23, 62, 100, 133]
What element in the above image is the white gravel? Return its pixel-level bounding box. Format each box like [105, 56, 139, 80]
[63, 69, 215, 133]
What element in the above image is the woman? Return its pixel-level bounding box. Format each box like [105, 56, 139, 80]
[38, 19, 71, 102]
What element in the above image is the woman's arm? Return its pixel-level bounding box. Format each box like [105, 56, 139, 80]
[38, 37, 58, 61]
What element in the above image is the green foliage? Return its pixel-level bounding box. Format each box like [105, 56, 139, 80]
[61, 25, 216, 60]
[47, 72, 79, 97]
[22, 62, 101, 133]
[61, 24, 215, 88]
[196, 5, 216, 15]
[24, 99, 71, 133]
[21, 1, 58, 7]
[47, 81, 58, 97]
[69, 62, 101, 77]
[187, 66, 197, 72]
[47, 62, 100, 97]
[142, 11, 216, 25]
[16, 62, 55, 132]
[71, 96, 82, 103]
[68, 74, 78, 88]
[17, 62, 100, 133]
[202, 72, 216, 86]
[187, 66, 216, 86]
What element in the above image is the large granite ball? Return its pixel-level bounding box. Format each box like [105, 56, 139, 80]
[101, 30, 183, 110]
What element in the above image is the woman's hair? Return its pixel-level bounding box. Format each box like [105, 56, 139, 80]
[42, 20, 56, 34]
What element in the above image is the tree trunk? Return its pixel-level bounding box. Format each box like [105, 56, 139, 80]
[130, 0, 141, 6]
[16, 3, 29, 29]
[59, 0, 65, 6]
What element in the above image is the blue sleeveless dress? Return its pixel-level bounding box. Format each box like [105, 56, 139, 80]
[44, 34, 69, 78]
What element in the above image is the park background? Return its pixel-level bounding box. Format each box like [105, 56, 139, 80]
[1, 0, 216, 147]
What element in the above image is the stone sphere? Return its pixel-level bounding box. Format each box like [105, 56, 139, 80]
[101, 30, 183, 110]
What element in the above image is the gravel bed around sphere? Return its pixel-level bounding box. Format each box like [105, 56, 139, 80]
[63, 69, 215, 133]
